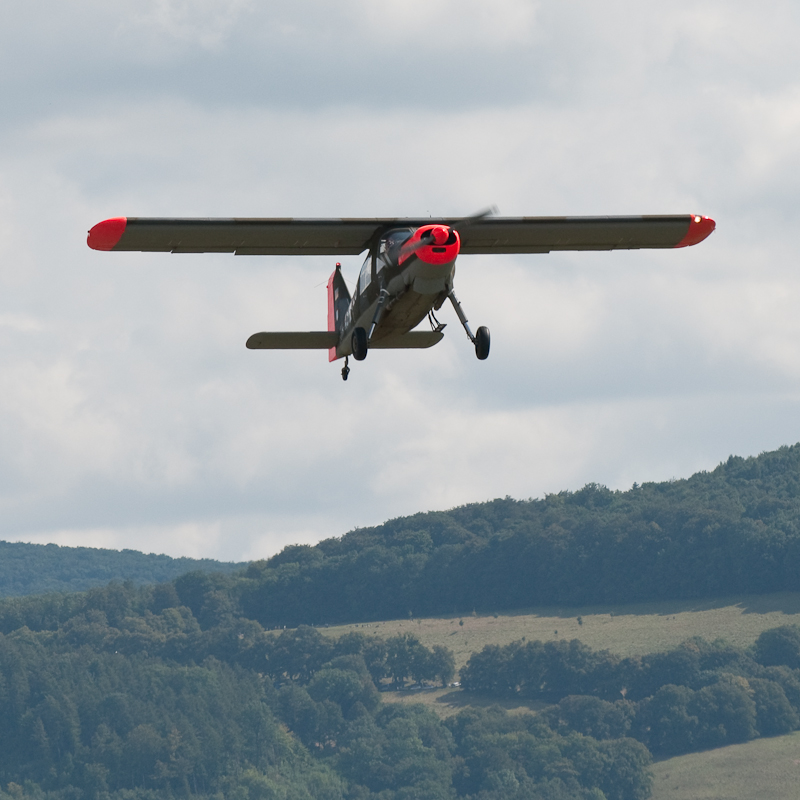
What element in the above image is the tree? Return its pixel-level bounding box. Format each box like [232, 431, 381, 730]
[638, 684, 698, 756]
[596, 738, 653, 800]
[430, 645, 456, 687]
[749, 678, 799, 736]
[386, 633, 431, 687]
[266, 626, 334, 683]
[690, 679, 757, 749]
[754, 625, 800, 669]
[547, 696, 634, 740]
[308, 666, 378, 717]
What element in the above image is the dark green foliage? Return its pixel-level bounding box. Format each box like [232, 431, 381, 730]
[0, 541, 243, 598]
[637, 685, 698, 755]
[0, 579, 651, 800]
[545, 696, 635, 740]
[460, 639, 624, 701]
[463, 630, 800, 758]
[232, 444, 800, 626]
[689, 679, 758, 749]
[0, 637, 301, 796]
[749, 678, 799, 736]
[337, 705, 456, 798]
[754, 624, 800, 668]
[445, 706, 651, 800]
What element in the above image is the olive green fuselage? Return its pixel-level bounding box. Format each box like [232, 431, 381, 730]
[335, 230, 455, 358]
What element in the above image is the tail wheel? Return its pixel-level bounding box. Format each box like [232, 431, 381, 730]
[352, 327, 368, 361]
[475, 326, 490, 360]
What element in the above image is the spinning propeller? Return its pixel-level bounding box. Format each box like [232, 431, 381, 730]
[399, 206, 498, 259]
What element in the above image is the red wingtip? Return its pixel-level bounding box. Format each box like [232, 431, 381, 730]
[87, 217, 127, 250]
[675, 215, 716, 248]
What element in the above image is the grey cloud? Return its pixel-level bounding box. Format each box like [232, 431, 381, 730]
[6, 0, 799, 135]
[2, 2, 800, 560]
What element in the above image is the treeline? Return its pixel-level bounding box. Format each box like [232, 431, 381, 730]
[9, 442, 800, 624]
[0, 540, 243, 597]
[222, 443, 800, 626]
[461, 625, 800, 756]
[0, 580, 651, 800]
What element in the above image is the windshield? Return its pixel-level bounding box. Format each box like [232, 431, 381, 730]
[380, 228, 413, 267]
[358, 254, 371, 294]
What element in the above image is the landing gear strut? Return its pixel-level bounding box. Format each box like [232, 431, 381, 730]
[448, 289, 490, 360]
[368, 289, 389, 340]
[341, 356, 350, 381]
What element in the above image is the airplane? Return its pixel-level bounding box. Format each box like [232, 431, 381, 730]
[87, 210, 715, 380]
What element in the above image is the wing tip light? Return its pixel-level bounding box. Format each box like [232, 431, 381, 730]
[87, 217, 127, 250]
[675, 215, 715, 248]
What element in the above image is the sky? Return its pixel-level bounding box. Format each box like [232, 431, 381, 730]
[2, 0, 800, 562]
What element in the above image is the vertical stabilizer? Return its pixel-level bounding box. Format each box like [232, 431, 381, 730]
[327, 263, 351, 362]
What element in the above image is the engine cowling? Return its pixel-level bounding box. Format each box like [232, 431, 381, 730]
[398, 224, 461, 266]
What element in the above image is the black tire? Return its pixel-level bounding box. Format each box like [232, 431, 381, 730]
[352, 327, 368, 361]
[475, 326, 490, 360]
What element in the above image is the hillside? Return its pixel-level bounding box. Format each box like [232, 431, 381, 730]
[8, 442, 800, 618]
[2, 577, 800, 799]
[0, 540, 245, 597]
[650, 731, 800, 800]
[0, 581, 655, 800]
[4, 441, 800, 797]
[234, 443, 800, 627]
[323, 590, 800, 672]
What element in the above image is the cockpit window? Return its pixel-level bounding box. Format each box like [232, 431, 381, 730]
[358, 254, 371, 295]
[382, 229, 413, 249]
[379, 228, 413, 268]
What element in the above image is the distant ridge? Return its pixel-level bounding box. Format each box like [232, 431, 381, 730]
[234, 443, 800, 626]
[0, 540, 246, 597]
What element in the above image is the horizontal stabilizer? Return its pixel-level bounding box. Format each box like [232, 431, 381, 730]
[246, 332, 338, 349]
[370, 331, 444, 349]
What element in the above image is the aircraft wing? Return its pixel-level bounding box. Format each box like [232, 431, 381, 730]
[88, 215, 714, 255]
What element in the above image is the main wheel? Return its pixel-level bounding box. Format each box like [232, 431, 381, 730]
[352, 327, 368, 361]
[475, 326, 490, 360]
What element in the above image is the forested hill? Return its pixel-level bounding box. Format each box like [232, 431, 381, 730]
[8, 442, 800, 621]
[229, 443, 800, 627]
[0, 540, 244, 597]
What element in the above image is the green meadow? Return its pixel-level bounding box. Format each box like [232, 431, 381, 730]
[329, 591, 800, 797]
[324, 590, 800, 671]
[650, 731, 800, 800]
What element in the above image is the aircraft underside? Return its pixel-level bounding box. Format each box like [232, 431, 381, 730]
[351, 289, 439, 344]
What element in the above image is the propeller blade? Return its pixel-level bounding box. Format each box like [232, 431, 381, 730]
[450, 205, 499, 231]
[398, 207, 498, 262]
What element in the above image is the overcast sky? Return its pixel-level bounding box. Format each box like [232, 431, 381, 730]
[2, 0, 799, 562]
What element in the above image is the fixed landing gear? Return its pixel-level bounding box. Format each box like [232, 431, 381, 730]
[341, 327, 367, 381]
[474, 326, 490, 360]
[448, 289, 490, 360]
[352, 327, 368, 361]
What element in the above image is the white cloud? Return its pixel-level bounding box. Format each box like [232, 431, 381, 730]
[1, 1, 800, 561]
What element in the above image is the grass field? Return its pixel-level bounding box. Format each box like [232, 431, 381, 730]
[377, 685, 549, 717]
[323, 593, 800, 795]
[322, 591, 800, 672]
[650, 731, 800, 800]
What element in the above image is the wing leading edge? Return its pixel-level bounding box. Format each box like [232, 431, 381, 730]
[88, 215, 715, 255]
